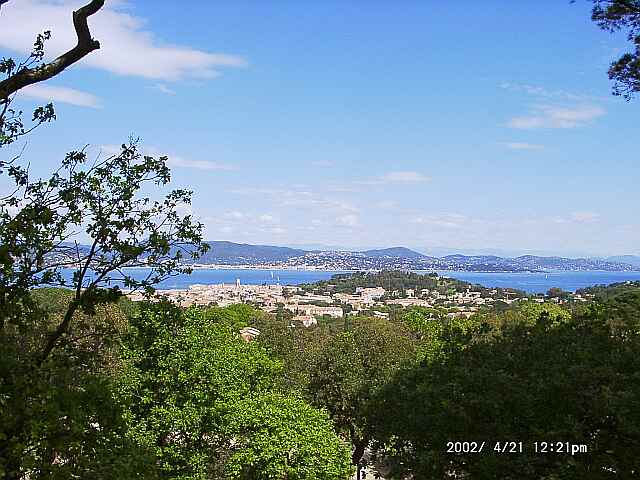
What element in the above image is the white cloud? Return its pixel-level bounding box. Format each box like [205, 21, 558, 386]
[311, 160, 335, 168]
[358, 171, 431, 186]
[336, 214, 359, 227]
[0, 0, 247, 81]
[500, 142, 544, 151]
[508, 104, 605, 129]
[174, 202, 194, 217]
[229, 185, 358, 214]
[229, 187, 314, 198]
[101, 145, 234, 171]
[258, 214, 276, 223]
[501, 83, 606, 130]
[153, 83, 176, 95]
[223, 211, 246, 220]
[1, 203, 22, 217]
[551, 211, 601, 224]
[165, 155, 234, 171]
[571, 211, 600, 223]
[376, 200, 398, 209]
[326, 184, 358, 193]
[279, 196, 359, 214]
[382, 171, 431, 183]
[20, 84, 101, 108]
[410, 213, 467, 228]
[499, 82, 595, 102]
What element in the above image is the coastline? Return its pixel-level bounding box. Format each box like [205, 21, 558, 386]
[103, 267, 640, 295]
[120, 265, 640, 275]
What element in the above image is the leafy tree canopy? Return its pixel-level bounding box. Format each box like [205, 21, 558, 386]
[589, 0, 640, 99]
[372, 299, 640, 479]
[118, 302, 352, 479]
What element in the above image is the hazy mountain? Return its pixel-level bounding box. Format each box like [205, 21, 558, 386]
[513, 255, 630, 271]
[443, 254, 504, 264]
[189, 242, 633, 271]
[361, 247, 426, 259]
[441, 254, 633, 271]
[606, 255, 640, 268]
[48, 241, 637, 272]
[197, 241, 306, 264]
[422, 246, 606, 258]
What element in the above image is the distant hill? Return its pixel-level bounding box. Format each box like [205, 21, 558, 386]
[512, 255, 630, 271]
[198, 241, 306, 264]
[443, 254, 504, 264]
[607, 255, 640, 268]
[47, 241, 637, 272]
[361, 247, 426, 259]
[177, 243, 638, 271]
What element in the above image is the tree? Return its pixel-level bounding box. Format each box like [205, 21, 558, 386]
[0, 0, 207, 361]
[1, 0, 105, 147]
[0, 0, 105, 101]
[305, 317, 416, 479]
[0, 289, 156, 479]
[373, 303, 640, 479]
[118, 302, 353, 479]
[0, 3, 209, 476]
[547, 286, 570, 300]
[0, 140, 208, 364]
[400, 306, 479, 363]
[224, 394, 353, 480]
[588, 0, 640, 99]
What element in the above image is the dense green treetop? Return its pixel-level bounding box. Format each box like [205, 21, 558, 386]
[118, 301, 352, 480]
[370, 293, 640, 479]
[589, 0, 640, 99]
[223, 393, 352, 480]
[301, 270, 526, 299]
[0, 288, 155, 479]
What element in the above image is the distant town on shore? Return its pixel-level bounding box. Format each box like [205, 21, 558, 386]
[128, 270, 605, 327]
[49, 240, 640, 273]
[162, 241, 639, 272]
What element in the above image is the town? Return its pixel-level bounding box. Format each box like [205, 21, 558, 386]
[127, 272, 592, 327]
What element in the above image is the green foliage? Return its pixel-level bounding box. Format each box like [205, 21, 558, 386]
[0, 138, 209, 479]
[224, 394, 353, 480]
[1, 12, 351, 479]
[400, 307, 479, 363]
[251, 312, 328, 392]
[118, 302, 352, 479]
[590, 0, 640, 99]
[514, 301, 572, 325]
[578, 281, 640, 335]
[547, 286, 570, 300]
[302, 271, 440, 295]
[305, 317, 416, 470]
[1, 140, 209, 367]
[302, 270, 525, 299]
[0, 291, 155, 479]
[578, 280, 640, 302]
[479, 301, 572, 335]
[372, 298, 640, 479]
[0, 31, 56, 147]
[2, 141, 207, 308]
[197, 302, 262, 331]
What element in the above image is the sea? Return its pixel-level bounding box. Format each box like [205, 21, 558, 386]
[57, 267, 640, 294]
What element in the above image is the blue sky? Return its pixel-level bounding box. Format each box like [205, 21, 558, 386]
[1, 0, 638, 256]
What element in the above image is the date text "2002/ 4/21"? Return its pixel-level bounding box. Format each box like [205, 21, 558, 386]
[446, 441, 588, 455]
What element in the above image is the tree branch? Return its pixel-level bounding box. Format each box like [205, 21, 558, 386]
[0, 0, 105, 100]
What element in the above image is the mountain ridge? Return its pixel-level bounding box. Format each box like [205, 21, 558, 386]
[48, 241, 637, 272]
[191, 241, 636, 272]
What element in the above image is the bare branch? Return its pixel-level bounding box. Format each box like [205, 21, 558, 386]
[0, 0, 105, 100]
